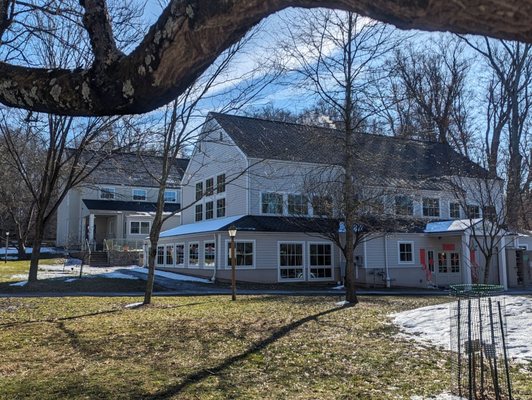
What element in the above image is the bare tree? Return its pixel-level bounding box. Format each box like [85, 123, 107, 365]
[0, 1, 529, 116]
[386, 38, 474, 155]
[271, 9, 401, 304]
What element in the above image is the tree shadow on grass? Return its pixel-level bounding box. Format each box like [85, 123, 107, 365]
[139, 304, 350, 400]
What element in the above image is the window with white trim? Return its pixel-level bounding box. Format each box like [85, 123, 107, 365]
[438, 252, 448, 273]
[205, 177, 214, 196]
[438, 252, 460, 273]
[217, 198, 226, 218]
[165, 245, 174, 266]
[195, 204, 203, 222]
[312, 195, 333, 217]
[422, 198, 440, 217]
[466, 204, 481, 219]
[205, 201, 214, 220]
[100, 187, 115, 199]
[450, 202, 461, 219]
[132, 189, 147, 201]
[309, 243, 333, 279]
[261, 192, 283, 214]
[164, 190, 177, 203]
[189, 243, 199, 266]
[156, 245, 165, 265]
[130, 221, 150, 235]
[398, 242, 414, 264]
[175, 244, 185, 265]
[217, 174, 226, 193]
[195, 182, 203, 201]
[288, 194, 308, 215]
[204, 242, 215, 267]
[227, 241, 253, 267]
[279, 243, 304, 280]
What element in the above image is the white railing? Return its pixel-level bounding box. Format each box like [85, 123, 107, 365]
[104, 238, 145, 252]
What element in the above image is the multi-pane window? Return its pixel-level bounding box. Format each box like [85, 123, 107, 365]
[466, 204, 481, 219]
[312, 196, 333, 217]
[450, 253, 460, 273]
[165, 245, 174, 266]
[130, 221, 150, 235]
[288, 194, 308, 215]
[483, 205, 497, 220]
[438, 252, 448, 273]
[217, 174, 226, 193]
[100, 187, 115, 199]
[195, 182, 203, 201]
[204, 242, 215, 267]
[205, 177, 214, 196]
[132, 189, 147, 201]
[217, 198, 226, 218]
[227, 242, 254, 267]
[157, 245, 165, 265]
[175, 244, 185, 265]
[398, 242, 413, 263]
[262, 192, 283, 214]
[450, 202, 461, 219]
[189, 243, 199, 266]
[395, 196, 413, 216]
[309, 243, 332, 279]
[422, 198, 440, 217]
[279, 243, 304, 280]
[195, 204, 203, 222]
[205, 201, 214, 220]
[164, 190, 177, 203]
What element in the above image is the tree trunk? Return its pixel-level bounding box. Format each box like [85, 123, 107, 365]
[28, 229, 43, 283]
[143, 243, 158, 305]
[483, 253, 492, 284]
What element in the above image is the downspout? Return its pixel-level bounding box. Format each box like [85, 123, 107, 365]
[384, 234, 391, 288]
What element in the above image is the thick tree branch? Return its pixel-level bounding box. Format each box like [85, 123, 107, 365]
[0, 0, 532, 116]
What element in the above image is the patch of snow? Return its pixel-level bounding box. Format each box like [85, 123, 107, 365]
[129, 267, 212, 283]
[64, 278, 78, 283]
[411, 393, 466, 400]
[96, 272, 138, 280]
[9, 281, 28, 287]
[332, 284, 345, 290]
[335, 300, 351, 307]
[0, 246, 65, 256]
[391, 296, 532, 364]
[125, 302, 143, 309]
[159, 215, 244, 238]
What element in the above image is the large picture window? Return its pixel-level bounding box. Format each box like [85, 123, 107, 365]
[309, 243, 333, 279]
[130, 221, 150, 235]
[279, 243, 304, 280]
[422, 198, 440, 217]
[189, 243, 199, 266]
[398, 242, 414, 264]
[261, 192, 283, 214]
[288, 194, 308, 215]
[204, 242, 215, 267]
[227, 242, 254, 267]
[395, 196, 413, 216]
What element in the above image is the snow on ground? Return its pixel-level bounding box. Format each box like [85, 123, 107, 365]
[411, 394, 465, 400]
[8, 264, 142, 282]
[0, 246, 66, 257]
[128, 267, 212, 283]
[96, 272, 138, 280]
[8, 281, 28, 287]
[391, 296, 532, 364]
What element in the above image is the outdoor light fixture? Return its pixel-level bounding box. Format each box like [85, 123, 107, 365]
[228, 225, 237, 300]
[4, 231, 9, 264]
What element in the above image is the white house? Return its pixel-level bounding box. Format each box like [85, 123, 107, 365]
[56, 151, 189, 252]
[152, 113, 515, 288]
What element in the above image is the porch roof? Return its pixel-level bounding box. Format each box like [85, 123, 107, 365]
[83, 199, 180, 213]
[424, 219, 482, 233]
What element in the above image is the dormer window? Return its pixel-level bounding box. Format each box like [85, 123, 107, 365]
[164, 190, 177, 203]
[100, 187, 115, 200]
[422, 198, 440, 217]
[395, 196, 413, 216]
[132, 189, 147, 201]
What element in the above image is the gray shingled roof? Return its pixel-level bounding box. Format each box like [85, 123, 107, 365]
[80, 151, 189, 188]
[210, 113, 491, 186]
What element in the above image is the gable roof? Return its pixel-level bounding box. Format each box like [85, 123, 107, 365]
[77, 151, 189, 188]
[209, 112, 491, 184]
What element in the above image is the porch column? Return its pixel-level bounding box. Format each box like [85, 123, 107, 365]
[498, 235, 508, 290]
[461, 232, 472, 285]
[88, 213, 95, 244]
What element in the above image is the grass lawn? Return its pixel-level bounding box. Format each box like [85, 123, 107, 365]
[0, 258, 63, 282]
[0, 296, 530, 399]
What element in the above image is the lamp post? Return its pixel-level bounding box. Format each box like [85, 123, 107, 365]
[4, 231, 9, 264]
[228, 225, 237, 301]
